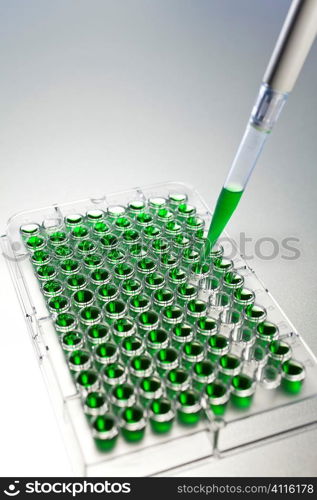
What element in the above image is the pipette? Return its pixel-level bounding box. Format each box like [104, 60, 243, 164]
[205, 0, 317, 254]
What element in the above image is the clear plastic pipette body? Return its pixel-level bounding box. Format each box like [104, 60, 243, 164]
[205, 84, 288, 254]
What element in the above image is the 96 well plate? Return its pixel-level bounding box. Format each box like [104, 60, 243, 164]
[2, 181, 317, 476]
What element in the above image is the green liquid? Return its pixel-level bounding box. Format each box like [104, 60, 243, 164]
[93, 415, 118, 451]
[150, 398, 174, 434]
[206, 186, 243, 251]
[77, 370, 98, 389]
[121, 406, 145, 442]
[177, 390, 201, 426]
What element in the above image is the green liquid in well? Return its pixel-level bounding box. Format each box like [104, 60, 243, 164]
[177, 390, 201, 426]
[206, 186, 243, 251]
[205, 382, 228, 416]
[104, 363, 125, 380]
[121, 406, 145, 442]
[150, 399, 174, 434]
[93, 415, 118, 451]
[86, 392, 106, 409]
[77, 370, 98, 388]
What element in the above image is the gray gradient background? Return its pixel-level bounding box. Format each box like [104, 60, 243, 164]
[0, 0, 316, 476]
